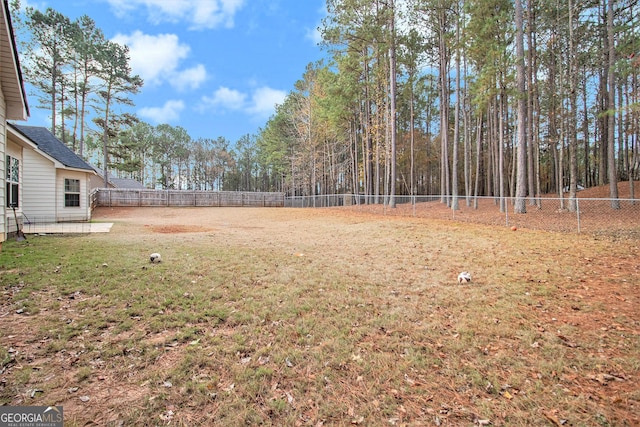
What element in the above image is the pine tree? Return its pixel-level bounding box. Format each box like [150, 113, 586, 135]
[22, 7, 72, 137]
[93, 40, 143, 188]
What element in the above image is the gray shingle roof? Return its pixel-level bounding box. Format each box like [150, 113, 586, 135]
[110, 178, 145, 189]
[10, 124, 94, 171]
[91, 166, 145, 189]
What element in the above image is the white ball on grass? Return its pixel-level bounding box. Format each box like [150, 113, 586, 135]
[150, 253, 162, 263]
[457, 271, 472, 284]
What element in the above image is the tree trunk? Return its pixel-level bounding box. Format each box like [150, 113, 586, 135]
[527, 1, 537, 206]
[607, 0, 620, 208]
[473, 114, 483, 209]
[102, 89, 111, 189]
[568, 0, 579, 212]
[363, 49, 373, 204]
[498, 88, 506, 212]
[388, 0, 397, 208]
[439, 8, 450, 205]
[452, 8, 461, 211]
[463, 57, 471, 206]
[583, 67, 592, 188]
[410, 79, 415, 197]
[514, 0, 527, 213]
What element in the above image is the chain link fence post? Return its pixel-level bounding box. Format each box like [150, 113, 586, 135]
[283, 193, 638, 236]
[505, 198, 509, 227]
[413, 195, 416, 217]
[576, 198, 581, 233]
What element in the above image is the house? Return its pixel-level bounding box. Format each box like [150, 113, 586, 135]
[90, 166, 145, 190]
[1, 0, 29, 246]
[8, 124, 95, 223]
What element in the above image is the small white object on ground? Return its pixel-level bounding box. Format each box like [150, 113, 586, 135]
[457, 271, 472, 283]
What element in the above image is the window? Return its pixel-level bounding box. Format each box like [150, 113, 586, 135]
[65, 179, 81, 207]
[5, 155, 19, 208]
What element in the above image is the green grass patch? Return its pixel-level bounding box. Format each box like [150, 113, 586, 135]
[0, 209, 638, 426]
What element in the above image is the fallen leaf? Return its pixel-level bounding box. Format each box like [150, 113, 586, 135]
[159, 410, 174, 421]
[543, 410, 564, 426]
[285, 390, 295, 405]
[557, 335, 578, 348]
[404, 374, 415, 385]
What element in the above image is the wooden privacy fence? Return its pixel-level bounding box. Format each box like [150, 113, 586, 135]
[93, 189, 285, 208]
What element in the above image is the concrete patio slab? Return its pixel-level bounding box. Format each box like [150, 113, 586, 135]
[23, 222, 113, 234]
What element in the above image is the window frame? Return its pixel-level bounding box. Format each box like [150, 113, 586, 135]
[5, 155, 19, 208]
[64, 178, 81, 208]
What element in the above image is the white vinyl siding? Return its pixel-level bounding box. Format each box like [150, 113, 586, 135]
[0, 90, 6, 243]
[13, 131, 93, 223]
[57, 170, 90, 221]
[21, 145, 56, 220]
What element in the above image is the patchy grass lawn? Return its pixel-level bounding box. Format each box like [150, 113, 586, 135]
[1, 207, 638, 426]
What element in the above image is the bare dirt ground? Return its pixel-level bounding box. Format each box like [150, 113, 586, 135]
[338, 181, 640, 237]
[91, 203, 639, 332]
[90, 203, 639, 424]
[2, 191, 638, 425]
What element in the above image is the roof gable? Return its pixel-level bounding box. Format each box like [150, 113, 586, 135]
[1, 0, 29, 120]
[10, 124, 94, 172]
[92, 166, 145, 189]
[110, 177, 145, 189]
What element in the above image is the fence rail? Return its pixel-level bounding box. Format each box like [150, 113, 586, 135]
[8, 191, 636, 237]
[93, 189, 285, 208]
[6, 214, 93, 238]
[285, 194, 639, 236]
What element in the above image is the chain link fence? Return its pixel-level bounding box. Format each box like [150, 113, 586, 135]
[285, 194, 640, 237]
[6, 215, 105, 237]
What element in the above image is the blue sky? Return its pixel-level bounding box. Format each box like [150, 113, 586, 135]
[19, 0, 327, 143]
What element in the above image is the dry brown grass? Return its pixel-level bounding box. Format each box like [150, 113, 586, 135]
[340, 181, 640, 237]
[0, 206, 638, 426]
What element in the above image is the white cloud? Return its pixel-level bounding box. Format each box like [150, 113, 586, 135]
[305, 26, 323, 45]
[105, 0, 246, 30]
[201, 87, 247, 111]
[173, 65, 208, 91]
[138, 100, 185, 123]
[111, 31, 207, 90]
[199, 86, 285, 118]
[247, 87, 287, 117]
[305, 4, 327, 45]
[16, 0, 46, 11]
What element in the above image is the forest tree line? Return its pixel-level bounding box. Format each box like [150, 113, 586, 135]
[11, 0, 640, 211]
